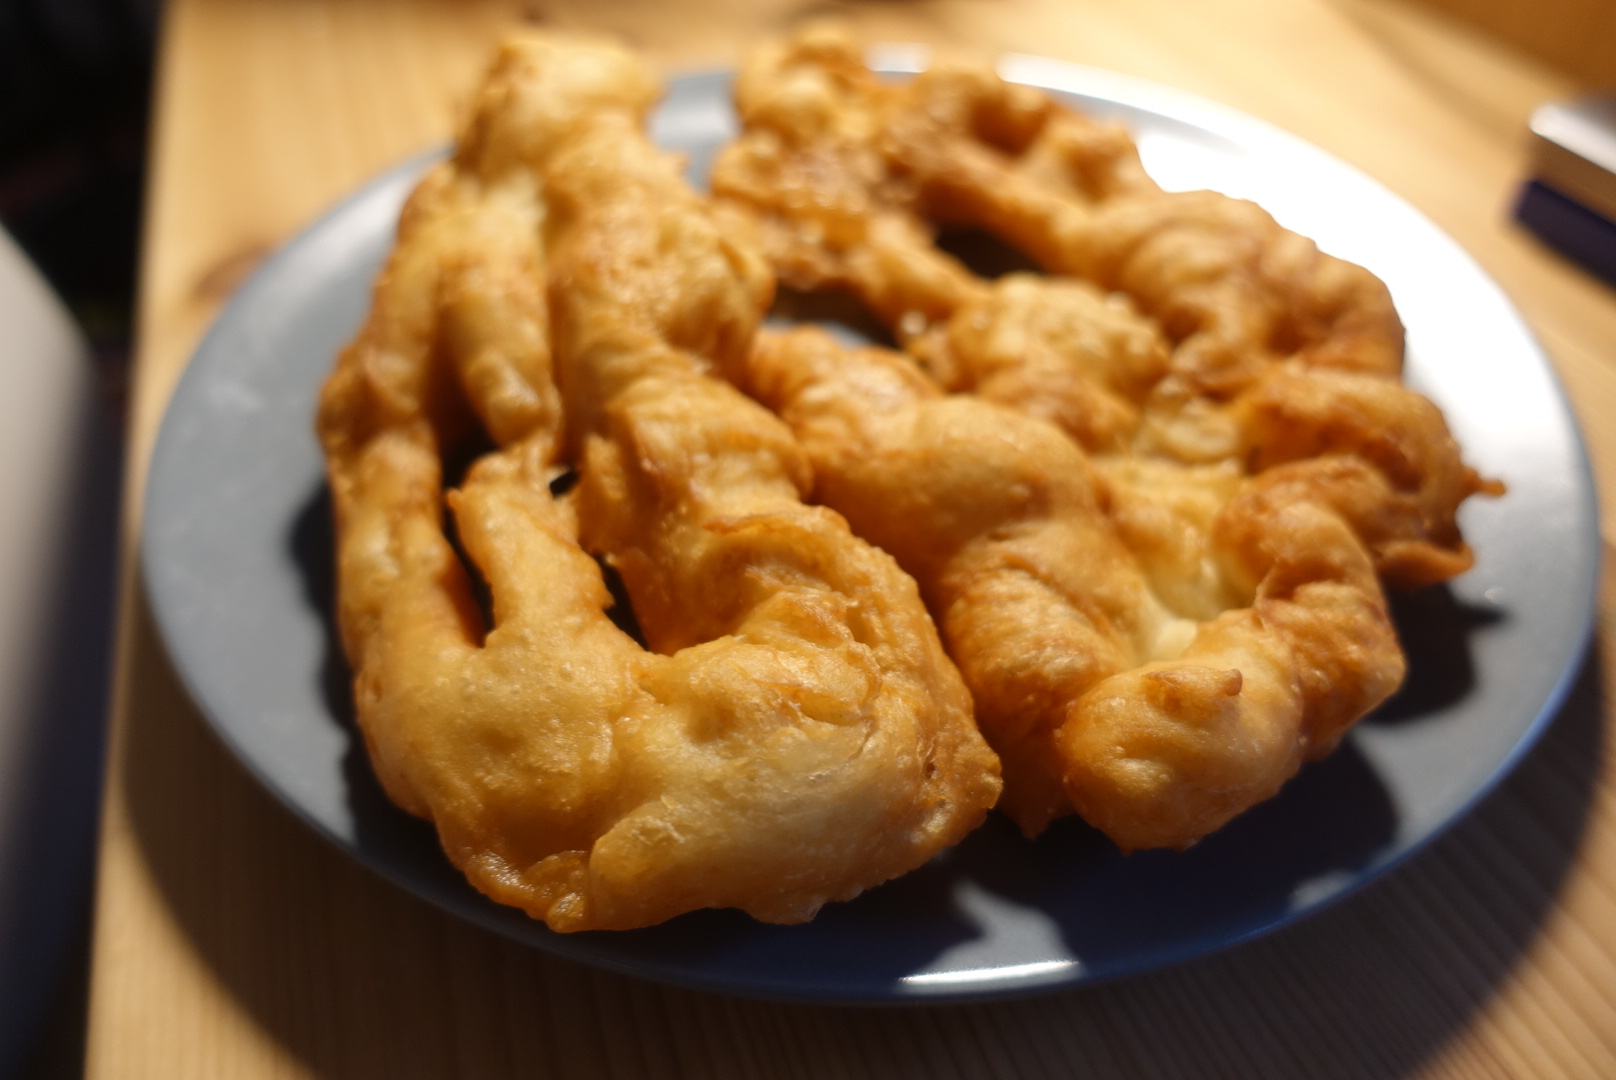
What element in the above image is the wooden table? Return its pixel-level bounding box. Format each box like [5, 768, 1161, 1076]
[85, 0, 1616, 1075]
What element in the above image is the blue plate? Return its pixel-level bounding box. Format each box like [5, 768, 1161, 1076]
[141, 60, 1599, 1003]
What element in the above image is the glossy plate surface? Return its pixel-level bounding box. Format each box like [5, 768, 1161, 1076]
[142, 57, 1599, 1003]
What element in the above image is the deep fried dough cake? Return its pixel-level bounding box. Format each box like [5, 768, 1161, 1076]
[713, 25, 1403, 401]
[744, 328, 1407, 847]
[317, 33, 1000, 932]
[717, 29, 1497, 848]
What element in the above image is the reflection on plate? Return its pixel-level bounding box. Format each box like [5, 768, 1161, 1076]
[141, 58, 1598, 1003]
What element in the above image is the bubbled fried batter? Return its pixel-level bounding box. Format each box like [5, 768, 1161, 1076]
[317, 32, 1000, 932]
[744, 328, 1406, 848]
[718, 28, 1496, 851]
[713, 25, 1404, 396]
[908, 274, 1170, 452]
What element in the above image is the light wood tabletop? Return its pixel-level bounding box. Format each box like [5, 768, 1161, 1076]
[84, 0, 1616, 1075]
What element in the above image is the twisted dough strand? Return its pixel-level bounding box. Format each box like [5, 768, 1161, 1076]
[317, 33, 999, 931]
[744, 327, 1405, 848]
[713, 25, 1404, 399]
[715, 30, 1498, 850]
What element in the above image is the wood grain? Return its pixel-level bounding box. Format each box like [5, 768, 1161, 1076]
[87, 0, 1616, 1076]
[1408, 0, 1616, 86]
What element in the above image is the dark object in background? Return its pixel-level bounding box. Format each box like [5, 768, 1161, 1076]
[0, 255, 123, 1078]
[1516, 97, 1616, 287]
[0, 2, 156, 1078]
[0, 0, 158, 377]
[1516, 180, 1616, 285]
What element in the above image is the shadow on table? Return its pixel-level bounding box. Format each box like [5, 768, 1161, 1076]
[116, 496, 1606, 1076]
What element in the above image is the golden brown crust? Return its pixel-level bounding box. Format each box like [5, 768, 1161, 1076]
[317, 32, 1000, 932]
[317, 25, 1498, 911]
[907, 274, 1170, 452]
[719, 28, 1495, 850]
[1235, 365, 1501, 586]
[712, 25, 1405, 394]
[744, 327, 1406, 849]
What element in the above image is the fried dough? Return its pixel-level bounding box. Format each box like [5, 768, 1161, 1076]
[317, 33, 1000, 932]
[717, 29, 1497, 847]
[744, 328, 1408, 847]
[714, 25, 1404, 401]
